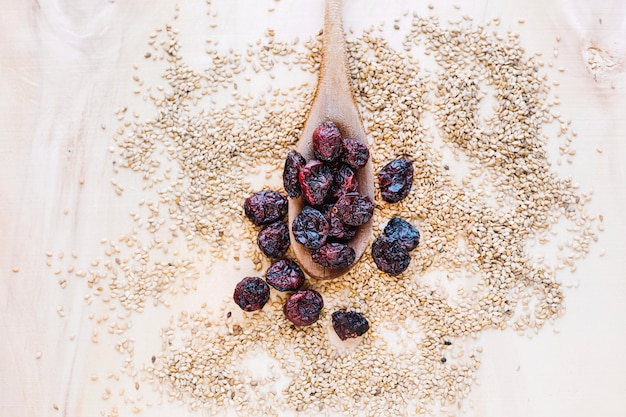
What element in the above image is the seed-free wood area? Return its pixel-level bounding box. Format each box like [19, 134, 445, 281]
[1, 1, 625, 417]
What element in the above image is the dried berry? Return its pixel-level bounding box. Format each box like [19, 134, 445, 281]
[265, 258, 305, 292]
[324, 204, 357, 241]
[312, 243, 355, 269]
[312, 121, 343, 162]
[257, 220, 290, 258]
[383, 217, 420, 251]
[330, 164, 359, 200]
[331, 310, 370, 340]
[283, 289, 324, 326]
[244, 190, 288, 226]
[377, 159, 414, 203]
[298, 160, 333, 206]
[342, 138, 369, 170]
[233, 276, 270, 312]
[291, 206, 329, 250]
[335, 193, 374, 226]
[283, 151, 306, 198]
[371, 236, 411, 275]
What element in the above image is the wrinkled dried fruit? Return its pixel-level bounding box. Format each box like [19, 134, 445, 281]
[383, 217, 420, 251]
[233, 276, 270, 312]
[377, 159, 414, 203]
[265, 258, 305, 292]
[335, 193, 374, 226]
[244, 190, 288, 225]
[330, 164, 359, 200]
[283, 289, 324, 326]
[283, 151, 306, 198]
[257, 220, 290, 258]
[331, 310, 370, 340]
[324, 204, 357, 241]
[342, 138, 369, 170]
[312, 243, 355, 269]
[291, 206, 329, 250]
[371, 236, 411, 275]
[298, 160, 333, 206]
[312, 121, 343, 162]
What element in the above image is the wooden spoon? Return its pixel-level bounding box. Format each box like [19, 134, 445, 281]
[288, 0, 374, 280]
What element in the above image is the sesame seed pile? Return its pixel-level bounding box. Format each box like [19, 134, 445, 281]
[49, 7, 600, 417]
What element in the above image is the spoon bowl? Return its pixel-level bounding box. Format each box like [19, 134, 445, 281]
[288, 0, 374, 280]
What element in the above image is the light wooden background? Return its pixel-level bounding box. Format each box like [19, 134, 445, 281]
[1, 0, 625, 416]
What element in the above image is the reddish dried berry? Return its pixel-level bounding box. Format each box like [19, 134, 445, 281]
[342, 138, 369, 170]
[265, 259, 305, 292]
[298, 160, 333, 206]
[244, 190, 288, 226]
[383, 217, 420, 251]
[233, 276, 270, 312]
[377, 159, 414, 203]
[283, 289, 324, 326]
[312, 243, 356, 269]
[332, 310, 370, 340]
[312, 121, 343, 162]
[330, 164, 359, 200]
[283, 151, 306, 198]
[257, 220, 290, 258]
[371, 236, 411, 275]
[335, 193, 374, 226]
[324, 205, 357, 241]
[291, 206, 329, 250]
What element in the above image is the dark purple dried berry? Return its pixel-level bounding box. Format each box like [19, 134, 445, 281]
[331, 310, 370, 340]
[330, 164, 359, 200]
[371, 236, 411, 275]
[257, 220, 290, 258]
[383, 217, 420, 251]
[244, 190, 288, 226]
[233, 276, 270, 312]
[283, 151, 306, 198]
[312, 243, 355, 269]
[335, 193, 374, 226]
[325, 205, 357, 241]
[312, 121, 343, 162]
[283, 289, 324, 326]
[298, 160, 333, 206]
[291, 206, 329, 250]
[342, 138, 370, 170]
[265, 258, 305, 292]
[377, 159, 414, 203]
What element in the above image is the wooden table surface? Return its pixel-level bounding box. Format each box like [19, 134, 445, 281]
[1, 0, 625, 416]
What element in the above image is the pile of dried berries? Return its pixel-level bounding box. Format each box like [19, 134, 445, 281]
[238, 189, 367, 333]
[288, 121, 373, 269]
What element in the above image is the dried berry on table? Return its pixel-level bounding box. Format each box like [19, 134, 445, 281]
[377, 159, 414, 203]
[298, 160, 333, 205]
[324, 204, 357, 241]
[331, 310, 370, 340]
[312, 121, 343, 162]
[265, 258, 305, 292]
[383, 217, 420, 251]
[341, 137, 369, 170]
[335, 193, 374, 226]
[244, 190, 288, 225]
[329, 164, 359, 200]
[283, 289, 324, 326]
[371, 236, 411, 275]
[291, 206, 329, 250]
[257, 220, 290, 259]
[283, 151, 306, 198]
[233, 276, 270, 312]
[312, 242, 356, 269]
